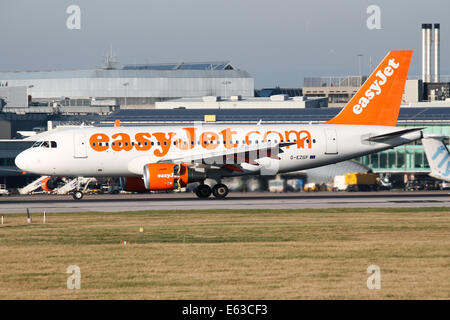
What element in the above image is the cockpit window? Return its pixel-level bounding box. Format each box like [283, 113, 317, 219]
[32, 141, 57, 148]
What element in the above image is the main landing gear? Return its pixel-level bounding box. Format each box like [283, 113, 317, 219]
[194, 183, 229, 199]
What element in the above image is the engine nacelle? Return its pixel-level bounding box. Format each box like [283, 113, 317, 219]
[41, 177, 59, 192]
[123, 177, 147, 193]
[142, 163, 204, 191]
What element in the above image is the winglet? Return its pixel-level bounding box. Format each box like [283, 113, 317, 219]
[324, 50, 413, 126]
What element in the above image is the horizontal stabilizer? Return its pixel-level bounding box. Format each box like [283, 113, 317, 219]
[366, 128, 423, 142]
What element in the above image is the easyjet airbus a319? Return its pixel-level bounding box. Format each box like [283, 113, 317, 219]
[16, 51, 422, 199]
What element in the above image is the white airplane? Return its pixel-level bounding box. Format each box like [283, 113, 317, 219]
[16, 50, 423, 200]
[422, 135, 450, 182]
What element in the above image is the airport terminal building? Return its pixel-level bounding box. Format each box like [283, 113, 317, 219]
[0, 61, 254, 107]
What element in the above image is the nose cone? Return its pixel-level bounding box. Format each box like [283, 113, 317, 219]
[15, 151, 28, 171]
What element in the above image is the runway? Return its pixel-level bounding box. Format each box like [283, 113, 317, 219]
[0, 191, 449, 213]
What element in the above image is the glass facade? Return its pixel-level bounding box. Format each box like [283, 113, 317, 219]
[356, 124, 450, 173]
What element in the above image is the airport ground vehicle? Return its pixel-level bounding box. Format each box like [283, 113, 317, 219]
[268, 179, 286, 192]
[440, 181, 450, 190]
[334, 173, 391, 191]
[0, 184, 9, 196]
[404, 180, 424, 191]
[344, 173, 378, 191]
[15, 51, 422, 200]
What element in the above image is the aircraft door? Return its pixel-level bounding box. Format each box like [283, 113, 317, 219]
[74, 133, 88, 158]
[324, 129, 338, 154]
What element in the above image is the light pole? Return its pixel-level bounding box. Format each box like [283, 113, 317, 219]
[123, 82, 130, 106]
[357, 54, 363, 87]
[357, 54, 363, 75]
[28, 85, 34, 106]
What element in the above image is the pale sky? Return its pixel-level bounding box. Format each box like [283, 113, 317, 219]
[0, 0, 448, 87]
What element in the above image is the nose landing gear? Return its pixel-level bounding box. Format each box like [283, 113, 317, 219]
[72, 190, 84, 200]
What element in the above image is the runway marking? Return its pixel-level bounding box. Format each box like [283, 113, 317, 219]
[389, 200, 441, 203]
[0, 192, 449, 213]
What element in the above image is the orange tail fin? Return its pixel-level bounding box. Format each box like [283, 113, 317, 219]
[324, 50, 413, 126]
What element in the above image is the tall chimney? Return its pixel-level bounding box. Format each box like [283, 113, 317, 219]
[422, 24, 427, 82]
[426, 24, 432, 83]
[434, 23, 440, 83]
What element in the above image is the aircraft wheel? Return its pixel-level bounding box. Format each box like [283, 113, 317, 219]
[73, 191, 84, 200]
[195, 184, 212, 198]
[212, 184, 229, 199]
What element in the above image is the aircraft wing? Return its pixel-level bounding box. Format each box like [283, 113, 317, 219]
[159, 141, 295, 172]
[127, 141, 295, 175]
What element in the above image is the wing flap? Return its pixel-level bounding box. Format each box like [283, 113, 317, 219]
[160, 141, 295, 166]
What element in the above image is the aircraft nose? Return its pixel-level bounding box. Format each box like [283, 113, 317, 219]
[15, 151, 28, 171]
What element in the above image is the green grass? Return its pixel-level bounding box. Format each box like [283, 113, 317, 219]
[0, 207, 449, 299]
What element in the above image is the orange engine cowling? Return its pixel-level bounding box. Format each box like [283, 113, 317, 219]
[123, 177, 147, 193]
[41, 177, 58, 192]
[142, 163, 204, 191]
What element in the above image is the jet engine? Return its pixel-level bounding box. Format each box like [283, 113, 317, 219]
[41, 177, 59, 192]
[142, 163, 205, 190]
